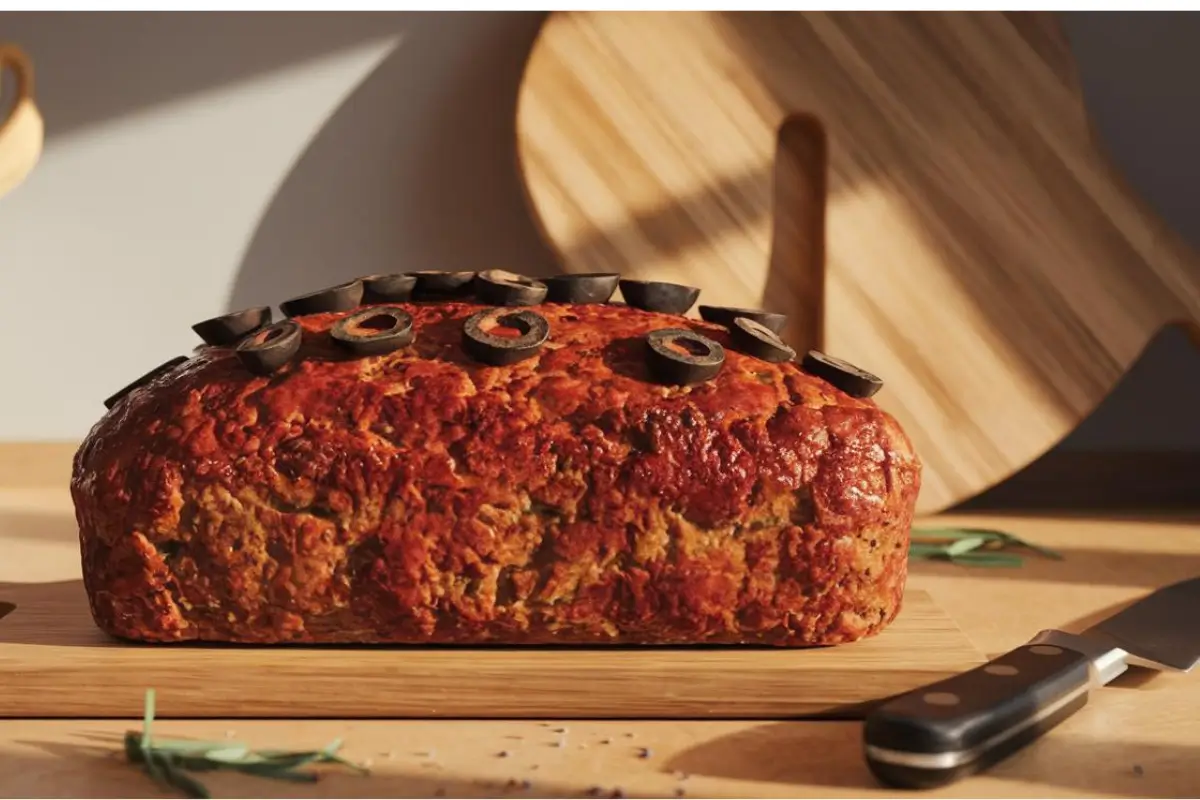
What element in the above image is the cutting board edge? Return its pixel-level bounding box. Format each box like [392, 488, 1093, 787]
[0, 588, 982, 720]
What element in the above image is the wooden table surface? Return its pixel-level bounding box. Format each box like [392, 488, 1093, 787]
[1, 445, 1198, 798]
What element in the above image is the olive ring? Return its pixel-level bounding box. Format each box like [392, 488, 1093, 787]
[463, 308, 550, 366]
[331, 306, 415, 356]
[645, 328, 725, 385]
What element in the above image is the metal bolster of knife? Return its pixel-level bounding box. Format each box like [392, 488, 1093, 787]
[1028, 629, 1130, 685]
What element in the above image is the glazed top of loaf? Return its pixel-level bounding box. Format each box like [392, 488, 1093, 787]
[73, 301, 921, 538]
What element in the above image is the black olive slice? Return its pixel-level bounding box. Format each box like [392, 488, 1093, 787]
[697, 305, 787, 335]
[731, 317, 796, 363]
[800, 350, 884, 398]
[280, 279, 364, 318]
[103, 356, 189, 410]
[619, 280, 701, 315]
[331, 306, 415, 356]
[543, 273, 620, 304]
[462, 308, 549, 366]
[474, 269, 548, 306]
[235, 320, 303, 375]
[360, 273, 417, 303]
[191, 306, 272, 347]
[644, 328, 725, 385]
[411, 270, 477, 300]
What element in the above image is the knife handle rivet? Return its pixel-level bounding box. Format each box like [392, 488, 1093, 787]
[983, 664, 1020, 676]
[1030, 645, 1064, 656]
[922, 691, 961, 706]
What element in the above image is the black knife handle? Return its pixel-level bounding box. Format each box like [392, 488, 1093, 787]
[863, 643, 1092, 789]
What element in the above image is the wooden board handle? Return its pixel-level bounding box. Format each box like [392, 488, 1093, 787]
[0, 44, 35, 130]
[0, 42, 43, 199]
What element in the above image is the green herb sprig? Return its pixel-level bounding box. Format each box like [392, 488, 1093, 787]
[909, 527, 1063, 568]
[125, 689, 369, 799]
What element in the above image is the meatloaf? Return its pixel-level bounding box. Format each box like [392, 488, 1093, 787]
[71, 293, 921, 646]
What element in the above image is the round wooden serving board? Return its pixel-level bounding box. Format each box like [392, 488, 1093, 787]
[515, 11, 1200, 513]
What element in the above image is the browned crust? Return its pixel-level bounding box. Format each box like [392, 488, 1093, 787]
[71, 301, 921, 645]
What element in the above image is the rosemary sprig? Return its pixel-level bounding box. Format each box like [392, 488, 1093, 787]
[125, 689, 369, 799]
[909, 526, 1063, 568]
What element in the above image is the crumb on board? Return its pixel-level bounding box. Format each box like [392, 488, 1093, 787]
[610, 788, 625, 799]
[553, 727, 568, 734]
[1133, 764, 1145, 777]
[498, 750, 511, 758]
[585, 787, 603, 797]
[674, 788, 686, 797]
[522, 780, 533, 790]
[637, 747, 652, 759]
[600, 738, 611, 745]
[623, 732, 635, 739]
[384, 750, 396, 761]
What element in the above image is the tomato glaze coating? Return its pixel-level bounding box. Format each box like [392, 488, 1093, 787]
[72, 301, 921, 645]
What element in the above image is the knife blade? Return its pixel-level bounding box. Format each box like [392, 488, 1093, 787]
[863, 576, 1200, 789]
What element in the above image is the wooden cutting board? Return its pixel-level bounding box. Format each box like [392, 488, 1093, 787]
[0, 578, 981, 719]
[514, 11, 1200, 514]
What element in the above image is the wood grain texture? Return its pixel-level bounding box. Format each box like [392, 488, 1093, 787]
[514, 11, 1200, 514]
[0, 44, 42, 198]
[0, 581, 979, 719]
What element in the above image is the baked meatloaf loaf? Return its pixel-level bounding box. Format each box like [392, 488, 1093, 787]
[71, 271, 921, 646]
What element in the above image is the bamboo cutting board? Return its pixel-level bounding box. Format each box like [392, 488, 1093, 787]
[515, 11, 1200, 514]
[0, 578, 981, 719]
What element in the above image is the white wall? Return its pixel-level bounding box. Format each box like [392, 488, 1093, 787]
[0, 11, 1196, 450]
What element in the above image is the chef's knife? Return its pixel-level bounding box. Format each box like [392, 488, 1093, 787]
[863, 576, 1200, 789]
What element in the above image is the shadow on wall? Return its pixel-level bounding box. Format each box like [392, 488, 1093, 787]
[0, 10, 560, 314]
[1, 11, 414, 140]
[226, 12, 560, 312]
